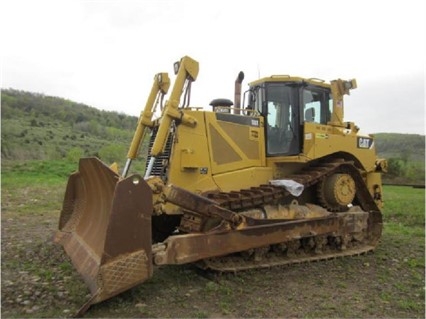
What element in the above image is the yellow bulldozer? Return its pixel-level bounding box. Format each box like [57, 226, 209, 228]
[55, 56, 387, 313]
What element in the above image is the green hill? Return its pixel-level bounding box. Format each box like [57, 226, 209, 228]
[374, 133, 425, 185]
[1, 89, 424, 184]
[374, 133, 424, 162]
[1, 89, 147, 170]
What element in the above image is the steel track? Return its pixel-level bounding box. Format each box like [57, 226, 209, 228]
[199, 158, 383, 272]
[200, 245, 376, 272]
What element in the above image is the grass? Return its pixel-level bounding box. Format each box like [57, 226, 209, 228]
[1, 159, 147, 215]
[383, 185, 425, 228]
[1, 160, 77, 187]
[379, 185, 424, 243]
[1, 160, 75, 215]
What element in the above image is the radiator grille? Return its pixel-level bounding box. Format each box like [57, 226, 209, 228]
[145, 126, 174, 181]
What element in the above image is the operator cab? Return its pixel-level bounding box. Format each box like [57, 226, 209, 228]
[247, 77, 333, 156]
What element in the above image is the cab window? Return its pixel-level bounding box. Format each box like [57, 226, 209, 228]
[302, 87, 332, 124]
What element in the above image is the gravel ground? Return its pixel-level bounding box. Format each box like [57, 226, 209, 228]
[1, 207, 425, 318]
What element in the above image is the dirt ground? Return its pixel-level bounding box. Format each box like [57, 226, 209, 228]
[1, 204, 424, 319]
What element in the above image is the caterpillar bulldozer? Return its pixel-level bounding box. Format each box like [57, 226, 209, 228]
[55, 56, 387, 313]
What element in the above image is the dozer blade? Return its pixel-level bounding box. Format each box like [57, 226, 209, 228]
[54, 157, 153, 309]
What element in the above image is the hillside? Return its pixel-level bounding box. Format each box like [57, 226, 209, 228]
[374, 133, 424, 162]
[373, 133, 424, 185]
[1, 89, 146, 170]
[1, 89, 424, 184]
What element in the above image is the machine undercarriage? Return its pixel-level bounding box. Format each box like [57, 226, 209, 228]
[153, 157, 382, 271]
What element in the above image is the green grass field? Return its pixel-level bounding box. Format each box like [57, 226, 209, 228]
[3, 159, 424, 222]
[1, 160, 425, 318]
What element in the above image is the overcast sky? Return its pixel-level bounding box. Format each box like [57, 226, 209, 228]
[2, 0, 425, 134]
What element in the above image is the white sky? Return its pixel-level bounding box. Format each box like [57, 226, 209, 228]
[1, 0, 425, 134]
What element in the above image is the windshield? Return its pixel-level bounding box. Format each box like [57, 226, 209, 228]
[265, 83, 300, 155]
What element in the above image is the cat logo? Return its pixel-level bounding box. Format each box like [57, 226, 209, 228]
[357, 137, 373, 149]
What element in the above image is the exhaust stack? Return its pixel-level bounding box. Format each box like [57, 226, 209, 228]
[234, 71, 244, 114]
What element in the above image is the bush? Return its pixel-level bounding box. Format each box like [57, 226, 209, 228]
[66, 147, 84, 162]
[99, 144, 126, 164]
[387, 158, 406, 177]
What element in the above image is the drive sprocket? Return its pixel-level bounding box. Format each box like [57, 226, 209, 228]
[317, 173, 356, 212]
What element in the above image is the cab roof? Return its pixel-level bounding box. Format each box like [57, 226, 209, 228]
[249, 75, 331, 89]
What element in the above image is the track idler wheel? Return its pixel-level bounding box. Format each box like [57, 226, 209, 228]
[317, 173, 356, 212]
